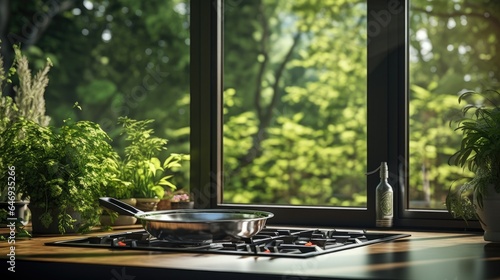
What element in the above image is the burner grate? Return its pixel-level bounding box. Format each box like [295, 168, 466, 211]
[45, 227, 410, 258]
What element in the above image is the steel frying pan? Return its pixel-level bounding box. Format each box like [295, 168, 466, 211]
[99, 197, 274, 243]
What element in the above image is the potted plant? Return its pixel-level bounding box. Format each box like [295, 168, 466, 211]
[99, 158, 138, 226]
[170, 191, 194, 209]
[116, 117, 189, 211]
[0, 114, 118, 234]
[1, 45, 118, 234]
[447, 89, 500, 241]
[0, 44, 52, 223]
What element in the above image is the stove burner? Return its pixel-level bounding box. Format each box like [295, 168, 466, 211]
[45, 227, 410, 258]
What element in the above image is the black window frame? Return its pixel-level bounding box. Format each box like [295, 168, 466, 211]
[190, 0, 481, 231]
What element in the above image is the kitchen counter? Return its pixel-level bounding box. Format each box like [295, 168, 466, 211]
[2, 225, 500, 280]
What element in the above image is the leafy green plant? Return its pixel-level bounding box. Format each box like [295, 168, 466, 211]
[0, 44, 52, 130]
[10, 45, 52, 126]
[447, 89, 500, 221]
[1, 44, 53, 202]
[0, 43, 15, 134]
[116, 117, 189, 199]
[102, 159, 134, 200]
[0, 113, 119, 234]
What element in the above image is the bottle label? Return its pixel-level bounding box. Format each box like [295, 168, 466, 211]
[376, 219, 393, 227]
[380, 192, 393, 216]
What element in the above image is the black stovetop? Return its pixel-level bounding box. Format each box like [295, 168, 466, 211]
[45, 227, 410, 258]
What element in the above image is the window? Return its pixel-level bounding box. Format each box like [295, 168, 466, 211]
[191, 0, 486, 230]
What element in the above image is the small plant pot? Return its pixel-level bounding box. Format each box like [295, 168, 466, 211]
[170, 201, 194, 209]
[156, 199, 171, 210]
[135, 197, 161, 211]
[474, 187, 500, 242]
[0, 200, 30, 226]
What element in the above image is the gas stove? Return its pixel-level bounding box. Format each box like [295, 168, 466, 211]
[45, 227, 410, 258]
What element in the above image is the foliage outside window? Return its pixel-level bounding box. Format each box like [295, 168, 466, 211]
[222, 0, 367, 207]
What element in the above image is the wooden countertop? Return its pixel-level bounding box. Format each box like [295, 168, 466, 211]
[2, 225, 500, 280]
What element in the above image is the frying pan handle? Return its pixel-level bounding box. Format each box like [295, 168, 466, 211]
[99, 197, 143, 216]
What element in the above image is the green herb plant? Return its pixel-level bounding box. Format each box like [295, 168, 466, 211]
[116, 117, 189, 199]
[447, 89, 500, 222]
[1, 44, 52, 202]
[102, 159, 134, 200]
[0, 44, 52, 131]
[0, 111, 119, 234]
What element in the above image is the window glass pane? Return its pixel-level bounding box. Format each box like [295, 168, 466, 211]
[409, 1, 499, 209]
[222, 0, 367, 206]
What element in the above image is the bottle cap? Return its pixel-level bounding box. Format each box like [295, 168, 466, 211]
[379, 162, 388, 179]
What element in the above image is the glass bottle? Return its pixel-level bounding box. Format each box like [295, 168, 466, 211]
[375, 162, 393, 227]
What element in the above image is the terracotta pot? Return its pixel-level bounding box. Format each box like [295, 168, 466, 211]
[156, 199, 171, 210]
